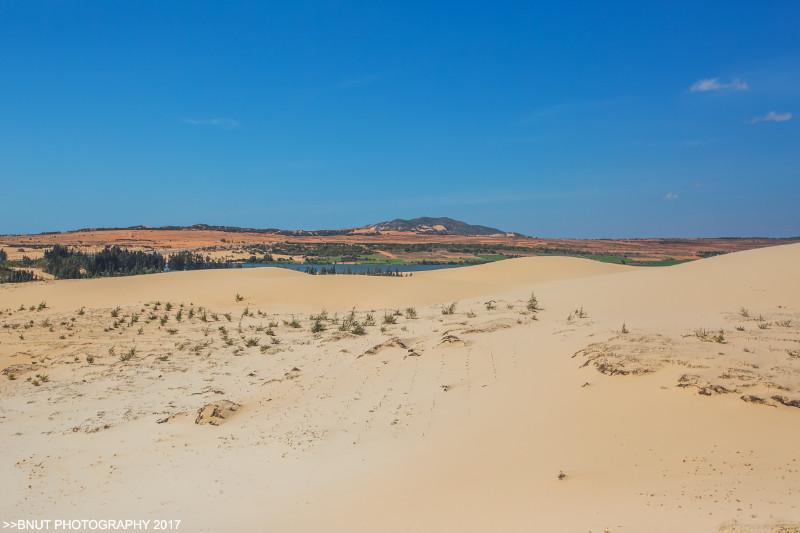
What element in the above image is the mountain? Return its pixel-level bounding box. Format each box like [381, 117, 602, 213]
[55, 217, 516, 237]
[358, 217, 511, 236]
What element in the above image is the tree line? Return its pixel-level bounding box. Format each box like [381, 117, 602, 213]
[303, 265, 410, 277]
[41, 245, 230, 279]
[0, 248, 39, 284]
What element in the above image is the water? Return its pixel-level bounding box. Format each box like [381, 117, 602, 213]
[239, 262, 478, 274]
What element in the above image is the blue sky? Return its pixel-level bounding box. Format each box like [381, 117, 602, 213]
[1, 1, 798, 237]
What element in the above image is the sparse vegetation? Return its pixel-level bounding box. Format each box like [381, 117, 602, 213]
[694, 328, 725, 343]
[120, 347, 136, 362]
[441, 302, 457, 315]
[338, 309, 357, 331]
[526, 293, 541, 313]
[568, 306, 587, 321]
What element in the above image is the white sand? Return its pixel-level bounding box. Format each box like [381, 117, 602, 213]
[1, 245, 799, 532]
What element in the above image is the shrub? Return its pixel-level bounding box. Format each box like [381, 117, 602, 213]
[311, 310, 329, 322]
[526, 293, 541, 313]
[339, 309, 357, 331]
[441, 302, 457, 315]
[120, 347, 136, 362]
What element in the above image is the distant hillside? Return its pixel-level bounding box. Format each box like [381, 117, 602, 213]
[49, 217, 515, 237]
[361, 217, 511, 236]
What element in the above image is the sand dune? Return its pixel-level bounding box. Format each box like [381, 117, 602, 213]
[1, 245, 799, 532]
[0, 255, 627, 313]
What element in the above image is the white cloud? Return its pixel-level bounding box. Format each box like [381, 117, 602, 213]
[750, 111, 793, 124]
[663, 192, 679, 201]
[689, 77, 749, 92]
[182, 118, 240, 129]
